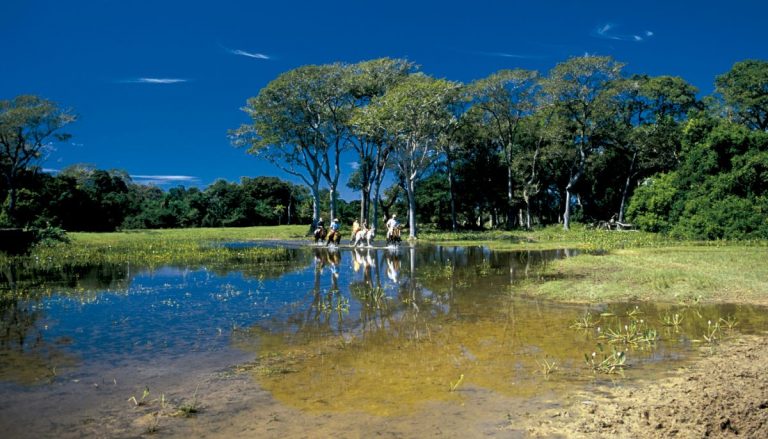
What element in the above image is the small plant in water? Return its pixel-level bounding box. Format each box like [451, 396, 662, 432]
[585, 345, 627, 375]
[177, 385, 200, 417]
[702, 320, 721, 344]
[536, 358, 559, 377]
[449, 373, 465, 392]
[602, 318, 658, 348]
[660, 312, 684, 327]
[570, 311, 598, 329]
[719, 315, 739, 331]
[128, 386, 151, 406]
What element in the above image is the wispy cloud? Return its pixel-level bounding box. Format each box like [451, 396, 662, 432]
[475, 51, 544, 59]
[121, 77, 188, 84]
[131, 174, 199, 186]
[228, 48, 270, 60]
[594, 23, 654, 42]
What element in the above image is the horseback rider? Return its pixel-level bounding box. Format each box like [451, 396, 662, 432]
[386, 214, 399, 241]
[327, 218, 341, 245]
[351, 219, 361, 243]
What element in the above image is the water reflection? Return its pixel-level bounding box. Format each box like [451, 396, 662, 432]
[0, 245, 766, 421]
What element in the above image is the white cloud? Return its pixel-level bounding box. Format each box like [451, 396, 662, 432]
[229, 48, 270, 60]
[131, 174, 199, 186]
[135, 77, 187, 84]
[594, 23, 654, 42]
[476, 51, 543, 59]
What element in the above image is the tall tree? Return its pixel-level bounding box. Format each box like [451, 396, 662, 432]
[715, 60, 768, 131]
[542, 56, 623, 230]
[468, 69, 539, 228]
[610, 75, 698, 221]
[232, 64, 352, 227]
[354, 75, 461, 238]
[0, 95, 76, 225]
[347, 58, 415, 226]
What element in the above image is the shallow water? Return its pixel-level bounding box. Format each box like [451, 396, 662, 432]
[1, 244, 766, 437]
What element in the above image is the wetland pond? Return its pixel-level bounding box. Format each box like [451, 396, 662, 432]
[1, 243, 767, 438]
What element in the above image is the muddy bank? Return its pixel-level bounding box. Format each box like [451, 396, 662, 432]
[520, 334, 768, 438]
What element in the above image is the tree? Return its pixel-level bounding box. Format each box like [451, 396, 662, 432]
[354, 75, 462, 238]
[232, 64, 352, 228]
[542, 56, 623, 230]
[347, 58, 415, 227]
[715, 60, 768, 131]
[468, 69, 539, 228]
[0, 95, 76, 225]
[609, 75, 698, 221]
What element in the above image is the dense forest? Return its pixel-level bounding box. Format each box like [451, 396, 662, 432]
[1, 57, 766, 239]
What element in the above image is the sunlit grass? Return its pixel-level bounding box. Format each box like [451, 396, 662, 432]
[518, 246, 768, 305]
[0, 225, 307, 269]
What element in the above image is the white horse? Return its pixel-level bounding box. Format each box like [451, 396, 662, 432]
[353, 227, 375, 247]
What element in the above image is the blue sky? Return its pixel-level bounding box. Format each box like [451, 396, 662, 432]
[2, 0, 766, 199]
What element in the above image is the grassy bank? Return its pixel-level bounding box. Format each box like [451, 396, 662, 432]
[0, 225, 308, 269]
[421, 225, 768, 305]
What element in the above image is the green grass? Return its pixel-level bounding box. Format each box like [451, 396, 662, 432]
[419, 224, 672, 251]
[0, 225, 308, 270]
[518, 246, 768, 305]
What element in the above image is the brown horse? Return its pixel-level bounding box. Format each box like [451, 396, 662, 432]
[326, 229, 341, 246]
[313, 226, 327, 244]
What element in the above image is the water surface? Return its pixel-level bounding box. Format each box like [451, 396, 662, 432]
[1, 244, 765, 437]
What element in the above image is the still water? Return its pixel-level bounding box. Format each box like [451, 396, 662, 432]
[1, 244, 766, 437]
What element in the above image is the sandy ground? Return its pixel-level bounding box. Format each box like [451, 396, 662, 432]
[518, 334, 768, 438]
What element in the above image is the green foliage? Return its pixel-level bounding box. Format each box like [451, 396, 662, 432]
[715, 59, 768, 130]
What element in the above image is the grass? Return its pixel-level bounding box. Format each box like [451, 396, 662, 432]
[0, 225, 307, 270]
[515, 245, 768, 305]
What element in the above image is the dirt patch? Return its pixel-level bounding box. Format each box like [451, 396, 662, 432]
[520, 334, 768, 438]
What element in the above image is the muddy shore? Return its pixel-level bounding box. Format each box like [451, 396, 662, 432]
[520, 333, 768, 438]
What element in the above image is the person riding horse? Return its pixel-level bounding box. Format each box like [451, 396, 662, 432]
[386, 214, 401, 244]
[313, 218, 327, 244]
[326, 218, 342, 246]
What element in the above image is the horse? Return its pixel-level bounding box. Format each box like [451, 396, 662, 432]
[326, 229, 342, 246]
[353, 227, 375, 247]
[313, 226, 327, 244]
[386, 225, 402, 245]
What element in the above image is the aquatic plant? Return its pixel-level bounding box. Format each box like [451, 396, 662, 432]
[128, 386, 151, 406]
[701, 320, 721, 344]
[602, 319, 658, 348]
[449, 373, 465, 392]
[536, 358, 559, 377]
[585, 345, 627, 375]
[570, 311, 599, 329]
[660, 312, 684, 327]
[719, 315, 739, 331]
[176, 385, 200, 417]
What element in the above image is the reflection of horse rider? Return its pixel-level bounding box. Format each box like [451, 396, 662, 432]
[385, 252, 400, 283]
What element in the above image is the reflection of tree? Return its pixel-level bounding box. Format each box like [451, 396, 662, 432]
[0, 294, 78, 384]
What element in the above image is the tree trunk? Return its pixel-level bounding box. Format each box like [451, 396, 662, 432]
[507, 165, 514, 229]
[407, 177, 417, 239]
[446, 151, 457, 232]
[618, 150, 637, 223]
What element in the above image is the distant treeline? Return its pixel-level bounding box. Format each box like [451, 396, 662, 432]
[0, 168, 320, 231]
[2, 58, 767, 239]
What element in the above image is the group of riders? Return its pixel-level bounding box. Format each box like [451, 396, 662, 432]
[313, 214, 402, 246]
